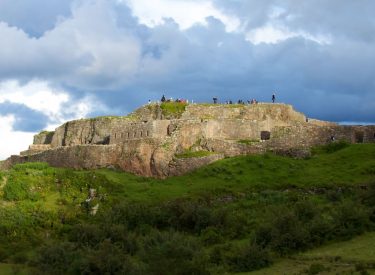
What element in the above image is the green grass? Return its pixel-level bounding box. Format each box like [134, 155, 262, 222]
[160, 102, 187, 117]
[304, 232, 375, 263]
[245, 232, 375, 275]
[93, 144, 375, 203]
[4, 144, 373, 205]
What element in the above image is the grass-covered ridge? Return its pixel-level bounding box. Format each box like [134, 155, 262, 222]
[0, 144, 374, 274]
[160, 101, 187, 118]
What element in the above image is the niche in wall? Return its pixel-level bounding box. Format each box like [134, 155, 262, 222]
[355, 132, 364, 143]
[261, 131, 271, 141]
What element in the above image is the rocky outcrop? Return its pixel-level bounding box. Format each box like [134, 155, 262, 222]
[3, 103, 375, 177]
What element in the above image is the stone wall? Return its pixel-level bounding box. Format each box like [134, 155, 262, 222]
[268, 125, 375, 150]
[3, 103, 375, 178]
[181, 103, 307, 122]
[20, 144, 51, 156]
[48, 117, 172, 148]
[33, 131, 54, 145]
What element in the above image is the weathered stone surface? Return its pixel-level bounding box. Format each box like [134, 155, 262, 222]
[20, 144, 51, 156]
[3, 103, 375, 177]
[168, 154, 225, 176]
[33, 131, 54, 145]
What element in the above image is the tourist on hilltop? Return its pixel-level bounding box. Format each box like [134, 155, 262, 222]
[148, 99, 151, 104]
[213, 97, 218, 104]
[161, 95, 166, 102]
[272, 93, 276, 103]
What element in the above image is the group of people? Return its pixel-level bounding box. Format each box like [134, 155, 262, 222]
[153, 92, 277, 105]
[160, 95, 188, 103]
[213, 93, 276, 105]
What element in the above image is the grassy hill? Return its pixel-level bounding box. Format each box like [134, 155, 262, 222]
[0, 142, 374, 274]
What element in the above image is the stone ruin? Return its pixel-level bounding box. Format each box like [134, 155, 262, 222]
[2, 103, 375, 177]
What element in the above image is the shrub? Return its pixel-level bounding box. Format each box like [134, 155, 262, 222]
[200, 227, 223, 245]
[307, 263, 326, 275]
[227, 243, 272, 272]
[68, 224, 105, 247]
[36, 242, 78, 275]
[3, 178, 30, 201]
[163, 200, 212, 233]
[74, 240, 145, 275]
[141, 230, 209, 275]
[331, 201, 370, 238]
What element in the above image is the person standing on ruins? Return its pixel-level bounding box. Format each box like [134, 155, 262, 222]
[272, 93, 276, 103]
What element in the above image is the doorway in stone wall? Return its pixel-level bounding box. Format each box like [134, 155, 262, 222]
[355, 132, 364, 143]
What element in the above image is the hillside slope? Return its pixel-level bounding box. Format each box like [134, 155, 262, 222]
[0, 143, 374, 274]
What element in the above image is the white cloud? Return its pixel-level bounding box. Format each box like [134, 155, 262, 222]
[246, 24, 332, 45]
[124, 0, 240, 32]
[0, 79, 109, 159]
[0, 80, 69, 122]
[0, 80, 95, 125]
[0, 115, 34, 160]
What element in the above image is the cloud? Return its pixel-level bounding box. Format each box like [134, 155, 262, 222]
[123, 0, 240, 31]
[0, 0, 73, 37]
[0, 115, 35, 160]
[0, 79, 107, 130]
[0, 101, 48, 132]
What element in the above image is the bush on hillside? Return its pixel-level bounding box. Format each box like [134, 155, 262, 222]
[140, 230, 209, 275]
[3, 178, 30, 201]
[227, 243, 272, 272]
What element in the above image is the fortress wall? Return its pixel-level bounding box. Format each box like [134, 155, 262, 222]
[268, 125, 375, 149]
[41, 117, 170, 148]
[173, 120, 204, 150]
[109, 121, 154, 144]
[6, 145, 119, 170]
[152, 120, 171, 138]
[50, 118, 129, 147]
[20, 144, 51, 156]
[7, 139, 162, 177]
[181, 103, 306, 122]
[307, 119, 337, 127]
[108, 120, 170, 144]
[204, 120, 269, 140]
[46, 118, 168, 148]
[201, 138, 266, 157]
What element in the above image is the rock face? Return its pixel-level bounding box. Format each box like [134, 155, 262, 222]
[3, 103, 375, 177]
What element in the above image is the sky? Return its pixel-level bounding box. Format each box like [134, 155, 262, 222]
[0, 0, 375, 159]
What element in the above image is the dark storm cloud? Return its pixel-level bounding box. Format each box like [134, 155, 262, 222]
[212, 0, 375, 41]
[0, 101, 48, 131]
[0, 0, 374, 124]
[0, 0, 73, 37]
